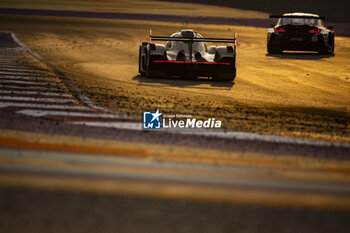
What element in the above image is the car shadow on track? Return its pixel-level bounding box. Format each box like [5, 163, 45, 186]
[266, 52, 334, 60]
[132, 75, 235, 90]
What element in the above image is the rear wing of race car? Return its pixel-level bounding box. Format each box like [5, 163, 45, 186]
[148, 29, 237, 61]
[269, 15, 325, 20]
[149, 29, 237, 47]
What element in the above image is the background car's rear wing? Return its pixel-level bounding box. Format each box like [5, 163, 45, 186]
[269, 15, 325, 20]
[149, 29, 237, 47]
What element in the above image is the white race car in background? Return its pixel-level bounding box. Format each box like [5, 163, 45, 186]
[267, 12, 335, 54]
[139, 29, 237, 81]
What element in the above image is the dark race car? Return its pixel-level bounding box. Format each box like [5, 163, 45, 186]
[139, 29, 237, 81]
[267, 13, 335, 54]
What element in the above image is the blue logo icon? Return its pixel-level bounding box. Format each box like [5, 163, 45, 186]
[143, 110, 162, 129]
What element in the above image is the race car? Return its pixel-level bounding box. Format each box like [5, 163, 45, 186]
[139, 29, 237, 81]
[267, 13, 335, 54]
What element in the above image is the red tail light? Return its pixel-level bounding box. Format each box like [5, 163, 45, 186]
[308, 28, 320, 33]
[274, 27, 286, 33]
[152, 61, 231, 65]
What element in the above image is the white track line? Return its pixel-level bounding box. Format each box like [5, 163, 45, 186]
[0, 62, 28, 64]
[0, 84, 66, 92]
[72, 121, 142, 130]
[0, 80, 60, 86]
[0, 90, 72, 97]
[71, 121, 350, 148]
[0, 67, 34, 70]
[0, 75, 60, 82]
[179, 131, 350, 148]
[0, 96, 76, 103]
[17, 109, 121, 118]
[0, 68, 50, 72]
[0, 71, 48, 76]
[0, 65, 43, 69]
[0, 102, 90, 110]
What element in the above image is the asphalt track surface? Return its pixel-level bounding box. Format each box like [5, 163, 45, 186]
[0, 8, 350, 233]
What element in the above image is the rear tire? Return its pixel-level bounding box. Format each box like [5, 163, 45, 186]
[214, 70, 236, 82]
[267, 45, 282, 54]
[317, 46, 331, 55]
[317, 35, 333, 55]
[139, 45, 146, 76]
[145, 64, 151, 78]
[329, 34, 335, 53]
[145, 58, 154, 78]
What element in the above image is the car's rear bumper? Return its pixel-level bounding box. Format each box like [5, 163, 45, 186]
[148, 61, 235, 78]
[268, 34, 322, 51]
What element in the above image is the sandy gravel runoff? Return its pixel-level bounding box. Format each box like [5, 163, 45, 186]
[0, 13, 349, 142]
